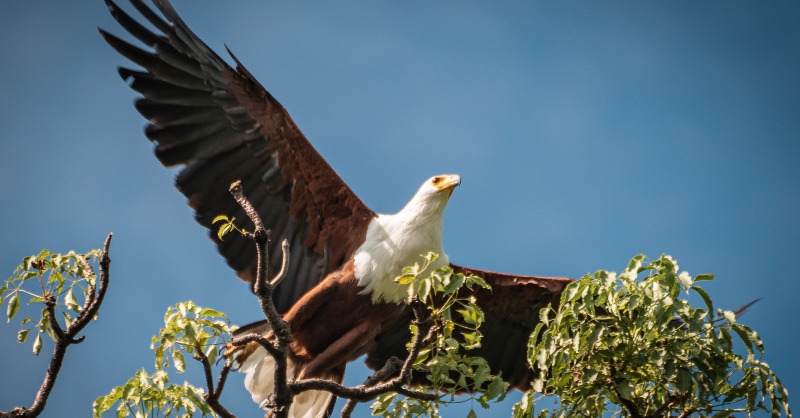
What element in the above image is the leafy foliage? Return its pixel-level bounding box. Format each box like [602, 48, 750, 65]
[371, 253, 509, 417]
[1, 249, 102, 355]
[151, 302, 235, 373]
[94, 302, 236, 418]
[91, 252, 791, 418]
[93, 369, 214, 418]
[519, 254, 792, 418]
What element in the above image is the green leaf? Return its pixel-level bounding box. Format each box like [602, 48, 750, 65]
[197, 307, 226, 318]
[211, 215, 229, 224]
[62, 311, 73, 329]
[7, 293, 19, 322]
[484, 377, 508, 401]
[694, 274, 715, 282]
[217, 223, 233, 240]
[417, 277, 431, 301]
[444, 273, 465, 294]
[467, 408, 478, 418]
[32, 332, 43, 355]
[473, 362, 489, 389]
[676, 367, 692, 392]
[17, 329, 29, 343]
[691, 286, 714, 315]
[173, 350, 186, 373]
[65, 287, 79, 312]
[395, 273, 416, 285]
[615, 382, 634, 400]
[466, 274, 489, 289]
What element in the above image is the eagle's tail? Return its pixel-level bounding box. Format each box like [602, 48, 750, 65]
[231, 322, 341, 418]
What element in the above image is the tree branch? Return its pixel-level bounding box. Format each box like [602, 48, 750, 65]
[0, 233, 113, 418]
[194, 344, 237, 418]
[229, 181, 294, 418]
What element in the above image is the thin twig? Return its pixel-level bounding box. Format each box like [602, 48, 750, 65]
[216, 363, 232, 398]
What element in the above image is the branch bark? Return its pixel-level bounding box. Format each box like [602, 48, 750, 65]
[230, 180, 294, 418]
[195, 346, 236, 418]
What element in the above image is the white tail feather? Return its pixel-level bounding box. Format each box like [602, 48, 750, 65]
[238, 346, 336, 418]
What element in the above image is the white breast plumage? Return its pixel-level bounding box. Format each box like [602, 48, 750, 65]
[354, 213, 449, 303]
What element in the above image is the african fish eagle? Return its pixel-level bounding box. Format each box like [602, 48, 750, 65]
[100, 1, 573, 417]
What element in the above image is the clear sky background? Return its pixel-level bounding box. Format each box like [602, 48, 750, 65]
[1, 1, 798, 417]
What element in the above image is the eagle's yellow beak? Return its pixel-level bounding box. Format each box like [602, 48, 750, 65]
[433, 174, 461, 194]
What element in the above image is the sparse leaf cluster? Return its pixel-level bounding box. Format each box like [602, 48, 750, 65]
[93, 370, 214, 418]
[2, 249, 102, 355]
[373, 253, 509, 417]
[1, 234, 113, 418]
[211, 215, 248, 241]
[152, 302, 236, 374]
[519, 254, 792, 418]
[94, 302, 236, 418]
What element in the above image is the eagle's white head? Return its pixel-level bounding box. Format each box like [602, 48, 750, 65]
[398, 174, 461, 219]
[354, 174, 461, 303]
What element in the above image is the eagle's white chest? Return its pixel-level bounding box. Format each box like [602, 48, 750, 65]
[353, 213, 448, 304]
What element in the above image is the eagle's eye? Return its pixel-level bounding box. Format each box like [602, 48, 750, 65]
[432, 177, 443, 185]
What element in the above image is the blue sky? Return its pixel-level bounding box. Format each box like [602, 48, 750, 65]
[1, 1, 798, 417]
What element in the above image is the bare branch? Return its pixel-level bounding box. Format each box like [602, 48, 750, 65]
[70, 233, 112, 337]
[193, 344, 237, 418]
[215, 363, 233, 400]
[270, 240, 290, 287]
[228, 180, 265, 234]
[229, 181, 294, 418]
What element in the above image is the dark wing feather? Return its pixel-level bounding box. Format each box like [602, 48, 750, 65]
[366, 264, 572, 390]
[101, 0, 375, 312]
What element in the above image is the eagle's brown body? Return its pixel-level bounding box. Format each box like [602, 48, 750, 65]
[284, 261, 406, 379]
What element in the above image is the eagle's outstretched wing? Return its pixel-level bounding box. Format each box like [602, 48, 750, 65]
[100, 0, 375, 312]
[103, 0, 576, 395]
